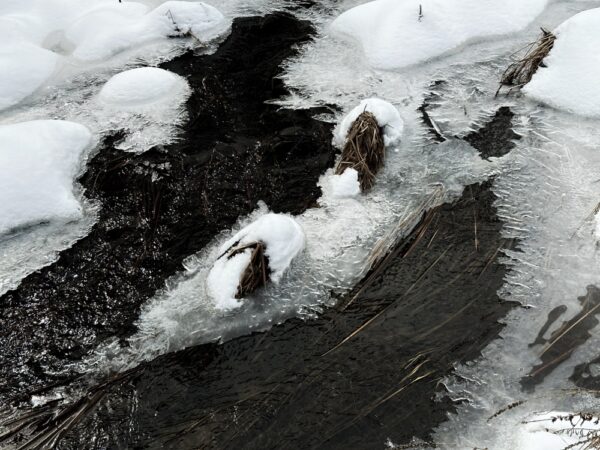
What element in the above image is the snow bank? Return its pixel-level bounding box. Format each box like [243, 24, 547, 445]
[0, 120, 93, 235]
[333, 98, 404, 148]
[207, 214, 305, 310]
[329, 168, 361, 198]
[524, 8, 600, 117]
[330, 0, 548, 70]
[71, 1, 230, 62]
[0, 43, 59, 110]
[517, 412, 600, 449]
[99, 67, 189, 108]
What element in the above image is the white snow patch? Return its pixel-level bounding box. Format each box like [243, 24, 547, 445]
[329, 168, 361, 198]
[524, 8, 600, 117]
[330, 0, 548, 70]
[70, 1, 230, 62]
[0, 120, 93, 235]
[0, 43, 59, 111]
[517, 412, 600, 450]
[207, 213, 306, 310]
[99, 67, 189, 108]
[333, 98, 404, 148]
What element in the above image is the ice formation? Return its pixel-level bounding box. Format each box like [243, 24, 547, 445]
[0, 120, 93, 235]
[524, 8, 600, 117]
[207, 213, 306, 310]
[99, 67, 189, 108]
[333, 98, 404, 148]
[330, 0, 548, 70]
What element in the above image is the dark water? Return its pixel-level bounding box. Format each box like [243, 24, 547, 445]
[0, 11, 529, 450]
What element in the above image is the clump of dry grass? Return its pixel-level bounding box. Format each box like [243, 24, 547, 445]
[335, 111, 385, 191]
[496, 28, 556, 96]
[225, 241, 270, 298]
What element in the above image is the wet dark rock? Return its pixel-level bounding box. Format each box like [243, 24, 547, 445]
[0, 13, 335, 403]
[43, 180, 517, 450]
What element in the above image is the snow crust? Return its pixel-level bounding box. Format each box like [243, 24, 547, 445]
[207, 213, 306, 310]
[0, 120, 93, 235]
[333, 98, 404, 148]
[99, 67, 189, 107]
[330, 0, 548, 70]
[329, 168, 361, 198]
[524, 8, 600, 117]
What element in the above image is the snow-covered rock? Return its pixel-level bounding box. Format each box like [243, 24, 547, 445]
[0, 120, 93, 235]
[329, 168, 361, 198]
[0, 43, 59, 110]
[99, 67, 189, 108]
[524, 8, 600, 117]
[207, 214, 306, 310]
[330, 0, 548, 70]
[333, 98, 404, 148]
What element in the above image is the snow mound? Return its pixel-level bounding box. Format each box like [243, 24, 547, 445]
[207, 214, 306, 310]
[0, 120, 93, 235]
[0, 0, 229, 110]
[517, 412, 600, 450]
[333, 98, 404, 148]
[524, 8, 600, 117]
[329, 168, 361, 198]
[330, 0, 548, 70]
[70, 1, 230, 61]
[99, 67, 189, 107]
[0, 43, 59, 110]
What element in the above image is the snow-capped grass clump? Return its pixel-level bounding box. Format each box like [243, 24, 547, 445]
[207, 213, 305, 310]
[99, 67, 189, 108]
[0, 43, 59, 111]
[333, 98, 404, 148]
[0, 120, 93, 235]
[523, 8, 600, 117]
[329, 168, 361, 199]
[330, 0, 548, 70]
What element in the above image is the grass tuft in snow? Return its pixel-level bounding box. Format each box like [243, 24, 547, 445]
[224, 241, 270, 299]
[335, 111, 385, 192]
[497, 28, 556, 96]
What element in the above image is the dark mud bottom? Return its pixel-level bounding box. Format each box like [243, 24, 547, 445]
[0, 10, 525, 450]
